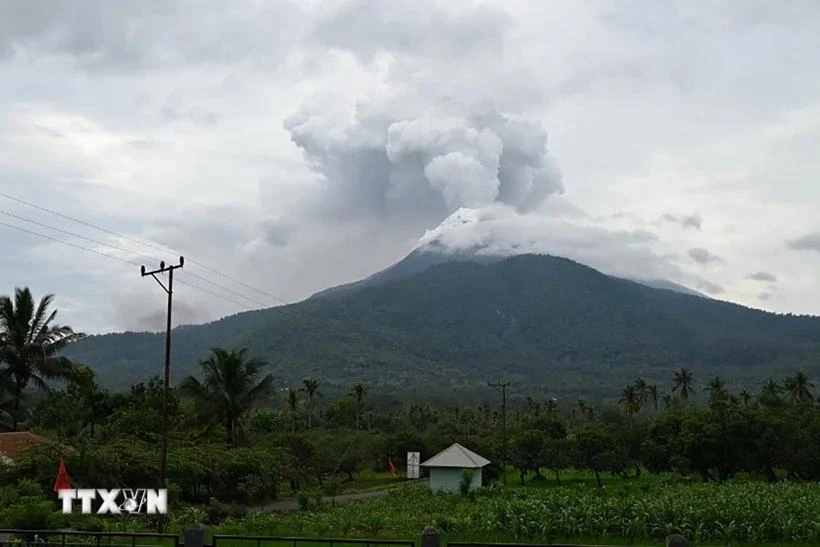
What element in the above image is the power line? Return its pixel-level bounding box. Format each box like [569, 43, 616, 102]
[0, 220, 140, 267]
[184, 259, 289, 304]
[0, 220, 255, 311]
[0, 202, 281, 308]
[0, 190, 287, 304]
[0, 208, 158, 263]
[176, 277, 254, 310]
[182, 270, 269, 308]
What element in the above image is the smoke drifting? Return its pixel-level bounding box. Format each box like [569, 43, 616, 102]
[280, 0, 721, 297]
[285, 106, 564, 223]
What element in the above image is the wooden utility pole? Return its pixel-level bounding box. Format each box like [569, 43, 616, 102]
[141, 257, 183, 530]
[488, 381, 511, 485]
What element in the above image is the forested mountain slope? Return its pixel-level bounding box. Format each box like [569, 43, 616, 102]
[66, 254, 820, 397]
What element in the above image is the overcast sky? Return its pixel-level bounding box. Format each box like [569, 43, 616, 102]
[1, 0, 820, 333]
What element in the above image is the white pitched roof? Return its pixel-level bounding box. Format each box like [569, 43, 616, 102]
[420, 443, 490, 468]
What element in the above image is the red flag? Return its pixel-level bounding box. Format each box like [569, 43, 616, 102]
[387, 458, 396, 477]
[53, 459, 71, 492]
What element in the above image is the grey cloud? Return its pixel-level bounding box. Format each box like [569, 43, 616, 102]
[35, 124, 64, 138]
[662, 212, 702, 230]
[127, 139, 161, 151]
[689, 247, 722, 264]
[259, 219, 292, 248]
[697, 280, 725, 295]
[311, 0, 511, 62]
[788, 232, 820, 253]
[0, 0, 304, 70]
[759, 292, 772, 301]
[748, 271, 777, 282]
[161, 105, 220, 128]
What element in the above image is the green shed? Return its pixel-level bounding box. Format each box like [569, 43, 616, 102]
[421, 443, 490, 492]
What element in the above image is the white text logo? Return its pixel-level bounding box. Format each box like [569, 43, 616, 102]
[57, 489, 167, 514]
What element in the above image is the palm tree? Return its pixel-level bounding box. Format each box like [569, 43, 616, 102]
[0, 378, 14, 430]
[352, 383, 368, 431]
[619, 384, 641, 418]
[784, 371, 815, 404]
[739, 389, 752, 405]
[760, 379, 783, 406]
[633, 377, 649, 407]
[704, 376, 728, 405]
[67, 365, 109, 438]
[672, 368, 695, 401]
[544, 397, 559, 419]
[180, 347, 273, 448]
[286, 389, 299, 432]
[648, 384, 660, 414]
[0, 288, 83, 430]
[300, 378, 321, 429]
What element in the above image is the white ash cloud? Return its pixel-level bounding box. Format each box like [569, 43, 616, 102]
[285, 105, 564, 225]
[416, 205, 664, 281]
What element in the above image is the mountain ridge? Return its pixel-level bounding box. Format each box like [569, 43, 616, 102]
[65, 254, 820, 397]
[310, 248, 705, 300]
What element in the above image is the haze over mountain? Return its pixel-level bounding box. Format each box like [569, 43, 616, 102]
[311, 244, 705, 301]
[66, 254, 820, 399]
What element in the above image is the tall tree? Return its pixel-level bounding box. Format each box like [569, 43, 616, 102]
[784, 371, 815, 404]
[67, 365, 110, 438]
[0, 377, 14, 430]
[672, 368, 695, 401]
[287, 388, 300, 433]
[633, 377, 649, 407]
[619, 384, 641, 418]
[648, 384, 660, 414]
[300, 378, 321, 429]
[352, 383, 368, 431]
[760, 378, 783, 406]
[0, 287, 83, 430]
[180, 347, 274, 448]
[705, 376, 729, 406]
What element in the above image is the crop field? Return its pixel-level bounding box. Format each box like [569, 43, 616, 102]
[210, 481, 820, 546]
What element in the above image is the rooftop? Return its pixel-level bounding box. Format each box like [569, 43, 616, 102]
[0, 431, 50, 462]
[420, 442, 490, 469]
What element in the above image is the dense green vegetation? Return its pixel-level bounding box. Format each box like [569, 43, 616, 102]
[209, 482, 820, 545]
[7, 284, 820, 545]
[65, 254, 820, 397]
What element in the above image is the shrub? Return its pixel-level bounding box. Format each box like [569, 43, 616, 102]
[458, 469, 474, 497]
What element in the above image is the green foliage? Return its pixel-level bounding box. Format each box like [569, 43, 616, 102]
[193, 482, 820, 544]
[458, 469, 474, 497]
[0, 498, 64, 530]
[1, 286, 84, 430]
[64, 255, 820, 397]
[0, 481, 65, 530]
[180, 347, 274, 447]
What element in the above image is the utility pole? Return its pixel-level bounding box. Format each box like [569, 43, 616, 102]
[141, 257, 183, 531]
[488, 381, 511, 485]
